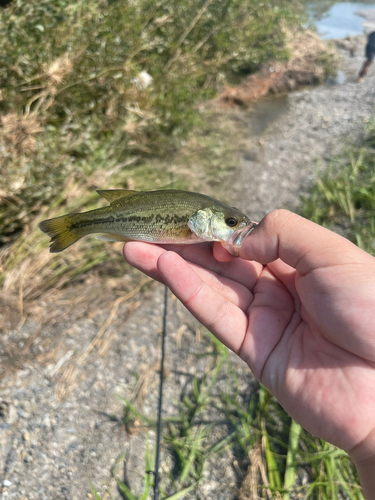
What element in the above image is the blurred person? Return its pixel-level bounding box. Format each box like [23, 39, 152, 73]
[359, 31, 375, 81]
[123, 210, 375, 498]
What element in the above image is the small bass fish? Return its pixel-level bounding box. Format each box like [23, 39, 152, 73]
[38, 189, 257, 256]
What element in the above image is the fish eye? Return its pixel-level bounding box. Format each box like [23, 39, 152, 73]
[225, 217, 238, 228]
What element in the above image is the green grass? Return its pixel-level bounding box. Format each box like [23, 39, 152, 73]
[0, 0, 338, 300]
[300, 118, 375, 256]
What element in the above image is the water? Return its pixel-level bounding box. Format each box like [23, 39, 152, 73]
[308, 2, 375, 39]
[326, 69, 347, 85]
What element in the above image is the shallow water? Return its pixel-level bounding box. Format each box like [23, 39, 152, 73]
[326, 69, 347, 85]
[308, 1, 375, 38]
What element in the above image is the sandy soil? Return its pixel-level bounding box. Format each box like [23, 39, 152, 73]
[1, 34, 375, 500]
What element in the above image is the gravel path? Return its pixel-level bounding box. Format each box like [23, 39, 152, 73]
[1, 35, 375, 499]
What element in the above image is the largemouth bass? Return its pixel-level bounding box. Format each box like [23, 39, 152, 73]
[38, 189, 257, 256]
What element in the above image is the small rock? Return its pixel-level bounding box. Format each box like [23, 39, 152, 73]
[22, 431, 31, 442]
[17, 409, 30, 419]
[6, 404, 17, 425]
[3, 479, 12, 487]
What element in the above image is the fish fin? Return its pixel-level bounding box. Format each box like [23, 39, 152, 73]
[38, 216, 80, 253]
[95, 233, 130, 243]
[96, 189, 137, 203]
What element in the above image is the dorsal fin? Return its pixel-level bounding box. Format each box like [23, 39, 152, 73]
[96, 189, 137, 203]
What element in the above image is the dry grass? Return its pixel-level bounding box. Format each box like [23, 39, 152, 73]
[0, 103, 247, 386]
[42, 53, 74, 84]
[239, 442, 273, 500]
[1, 112, 44, 153]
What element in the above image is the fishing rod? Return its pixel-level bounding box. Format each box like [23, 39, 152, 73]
[153, 168, 174, 499]
[153, 285, 168, 500]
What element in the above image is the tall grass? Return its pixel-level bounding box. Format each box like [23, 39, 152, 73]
[0, 0, 315, 302]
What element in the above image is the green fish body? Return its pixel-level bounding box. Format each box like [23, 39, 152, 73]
[38, 189, 257, 255]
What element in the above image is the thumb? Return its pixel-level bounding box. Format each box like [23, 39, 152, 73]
[240, 210, 369, 273]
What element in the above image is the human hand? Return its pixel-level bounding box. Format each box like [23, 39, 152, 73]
[123, 210, 375, 490]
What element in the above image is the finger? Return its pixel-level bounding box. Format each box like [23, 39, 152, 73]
[123, 242, 253, 310]
[267, 259, 298, 298]
[123, 241, 165, 282]
[157, 251, 249, 354]
[213, 242, 236, 262]
[124, 241, 263, 290]
[240, 209, 371, 274]
[175, 244, 263, 289]
[190, 264, 253, 310]
[240, 266, 295, 379]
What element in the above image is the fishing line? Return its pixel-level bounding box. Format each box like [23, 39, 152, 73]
[153, 168, 174, 499]
[153, 285, 168, 500]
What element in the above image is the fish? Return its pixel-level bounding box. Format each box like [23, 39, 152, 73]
[38, 189, 257, 256]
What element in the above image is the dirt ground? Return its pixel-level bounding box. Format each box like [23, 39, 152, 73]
[1, 33, 375, 500]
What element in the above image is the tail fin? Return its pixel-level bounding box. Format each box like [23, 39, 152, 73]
[38, 215, 80, 253]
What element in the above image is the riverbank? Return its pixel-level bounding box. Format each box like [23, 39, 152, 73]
[218, 30, 338, 105]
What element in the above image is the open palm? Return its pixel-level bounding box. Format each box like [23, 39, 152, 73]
[123, 210, 375, 468]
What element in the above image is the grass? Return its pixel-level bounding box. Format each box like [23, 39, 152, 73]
[0, 0, 306, 243]
[89, 330, 364, 499]
[300, 118, 375, 256]
[0, 106, 251, 309]
[0, 0, 337, 306]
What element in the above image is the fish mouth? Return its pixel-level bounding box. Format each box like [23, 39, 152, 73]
[226, 221, 258, 256]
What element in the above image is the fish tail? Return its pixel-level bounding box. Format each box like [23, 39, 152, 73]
[38, 215, 80, 253]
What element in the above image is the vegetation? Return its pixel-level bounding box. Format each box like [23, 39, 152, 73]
[0, 0, 315, 301]
[301, 118, 375, 256]
[0, 0, 305, 243]
[0, 0, 313, 298]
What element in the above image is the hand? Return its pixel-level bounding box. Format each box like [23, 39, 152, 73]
[123, 210, 375, 490]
